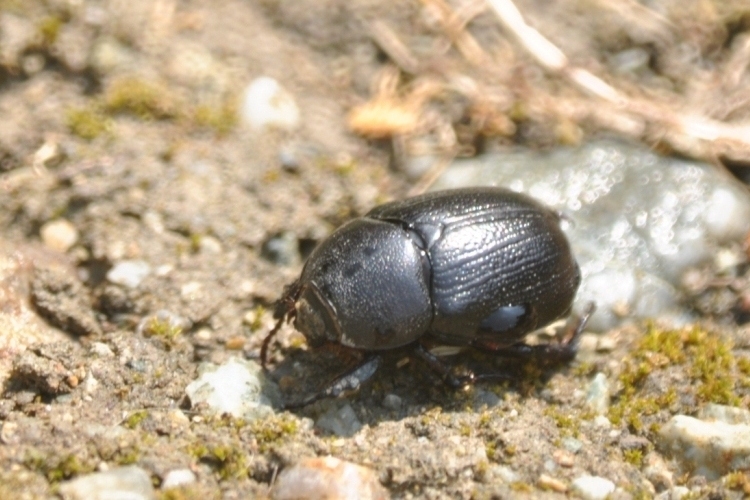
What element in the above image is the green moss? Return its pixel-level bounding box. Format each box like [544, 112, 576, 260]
[623, 448, 644, 467]
[105, 78, 177, 120]
[24, 451, 96, 483]
[124, 410, 149, 429]
[725, 471, 750, 494]
[509, 481, 533, 492]
[246, 414, 299, 453]
[199, 445, 249, 481]
[246, 305, 266, 333]
[609, 324, 746, 434]
[141, 316, 183, 343]
[192, 99, 238, 136]
[544, 407, 579, 437]
[66, 107, 112, 140]
[38, 16, 63, 46]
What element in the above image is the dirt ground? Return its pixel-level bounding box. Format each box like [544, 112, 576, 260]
[1, 0, 750, 499]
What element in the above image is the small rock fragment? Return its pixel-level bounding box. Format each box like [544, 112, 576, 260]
[655, 486, 690, 500]
[538, 473, 568, 492]
[12, 344, 83, 395]
[106, 260, 151, 289]
[270, 456, 388, 500]
[161, 468, 196, 490]
[185, 357, 280, 420]
[58, 466, 155, 500]
[570, 475, 616, 500]
[40, 219, 78, 253]
[242, 77, 300, 131]
[31, 267, 101, 337]
[643, 452, 674, 492]
[315, 403, 363, 437]
[657, 414, 750, 479]
[697, 403, 750, 425]
[382, 393, 402, 411]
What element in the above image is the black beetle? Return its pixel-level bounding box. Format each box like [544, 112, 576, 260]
[262, 187, 593, 407]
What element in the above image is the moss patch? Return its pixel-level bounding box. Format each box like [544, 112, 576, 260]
[609, 324, 749, 435]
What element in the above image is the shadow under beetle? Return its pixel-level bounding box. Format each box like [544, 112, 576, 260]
[262, 187, 595, 408]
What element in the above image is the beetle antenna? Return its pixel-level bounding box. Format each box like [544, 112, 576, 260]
[261, 280, 303, 371]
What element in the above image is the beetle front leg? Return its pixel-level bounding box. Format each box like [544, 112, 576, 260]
[283, 355, 382, 409]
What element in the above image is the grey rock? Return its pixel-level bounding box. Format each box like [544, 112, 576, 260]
[315, 403, 363, 437]
[430, 140, 750, 330]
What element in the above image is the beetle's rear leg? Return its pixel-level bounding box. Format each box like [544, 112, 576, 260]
[414, 302, 596, 388]
[473, 302, 596, 364]
[283, 355, 382, 409]
[413, 343, 515, 388]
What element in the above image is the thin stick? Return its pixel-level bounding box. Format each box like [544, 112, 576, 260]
[484, 0, 750, 164]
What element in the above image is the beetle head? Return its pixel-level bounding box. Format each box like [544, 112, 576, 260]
[261, 280, 341, 370]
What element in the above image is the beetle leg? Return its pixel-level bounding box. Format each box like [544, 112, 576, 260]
[284, 355, 382, 409]
[412, 343, 467, 389]
[473, 301, 596, 363]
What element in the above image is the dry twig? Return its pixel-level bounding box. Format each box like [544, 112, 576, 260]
[484, 0, 750, 163]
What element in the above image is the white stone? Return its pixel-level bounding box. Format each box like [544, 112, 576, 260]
[655, 486, 690, 500]
[161, 469, 196, 489]
[585, 372, 610, 414]
[40, 219, 78, 253]
[241, 77, 300, 131]
[657, 414, 750, 479]
[106, 260, 151, 289]
[185, 357, 279, 421]
[570, 475, 615, 500]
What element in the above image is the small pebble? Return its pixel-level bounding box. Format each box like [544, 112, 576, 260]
[82, 372, 99, 394]
[553, 449, 575, 467]
[1, 421, 19, 444]
[491, 465, 519, 483]
[106, 260, 151, 289]
[655, 486, 690, 500]
[644, 452, 674, 491]
[593, 415, 612, 428]
[657, 414, 750, 479]
[242, 76, 300, 131]
[262, 231, 300, 266]
[571, 475, 616, 500]
[270, 456, 388, 500]
[609, 47, 650, 74]
[161, 469, 196, 490]
[315, 403, 363, 437]
[40, 219, 78, 253]
[538, 473, 568, 492]
[562, 437, 583, 454]
[58, 466, 155, 500]
[585, 372, 610, 415]
[382, 393, 402, 411]
[89, 342, 114, 357]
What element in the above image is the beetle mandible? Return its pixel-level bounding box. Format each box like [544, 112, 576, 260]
[262, 187, 594, 407]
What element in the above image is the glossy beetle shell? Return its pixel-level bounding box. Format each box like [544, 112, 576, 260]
[283, 187, 581, 352]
